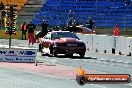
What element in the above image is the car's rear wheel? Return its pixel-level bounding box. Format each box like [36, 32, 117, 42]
[50, 45, 57, 57]
[52, 49, 57, 57]
[79, 53, 85, 58]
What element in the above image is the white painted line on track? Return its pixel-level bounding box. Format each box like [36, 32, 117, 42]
[45, 74, 75, 80]
[73, 59, 81, 61]
[37, 53, 41, 55]
[123, 61, 130, 64]
[90, 84, 106, 88]
[45, 56, 49, 59]
[82, 59, 87, 61]
[125, 83, 132, 87]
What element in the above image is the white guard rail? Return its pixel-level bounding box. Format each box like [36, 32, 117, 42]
[77, 34, 132, 56]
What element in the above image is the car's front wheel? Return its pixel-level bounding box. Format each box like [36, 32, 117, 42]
[79, 53, 85, 58]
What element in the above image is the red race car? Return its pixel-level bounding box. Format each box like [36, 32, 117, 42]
[40, 31, 86, 58]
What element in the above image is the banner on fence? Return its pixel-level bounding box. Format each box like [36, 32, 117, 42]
[0, 48, 37, 62]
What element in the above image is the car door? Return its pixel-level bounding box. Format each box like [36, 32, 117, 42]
[43, 33, 52, 48]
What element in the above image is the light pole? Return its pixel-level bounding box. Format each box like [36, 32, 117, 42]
[0, 2, 5, 30]
[0, 14, 2, 30]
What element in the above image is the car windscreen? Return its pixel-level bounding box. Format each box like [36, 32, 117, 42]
[51, 32, 80, 40]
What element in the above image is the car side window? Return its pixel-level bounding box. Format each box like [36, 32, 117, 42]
[51, 33, 62, 40]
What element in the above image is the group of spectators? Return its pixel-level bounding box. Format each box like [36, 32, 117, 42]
[21, 18, 94, 45]
[21, 20, 48, 45]
[66, 18, 94, 32]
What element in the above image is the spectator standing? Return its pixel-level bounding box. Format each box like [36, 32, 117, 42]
[27, 22, 36, 45]
[21, 22, 27, 40]
[38, 20, 48, 52]
[41, 20, 48, 37]
[114, 24, 119, 36]
[86, 18, 94, 30]
[72, 20, 76, 32]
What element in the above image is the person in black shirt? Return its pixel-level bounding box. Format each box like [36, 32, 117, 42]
[26, 22, 36, 45]
[38, 20, 48, 52]
[41, 20, 48, 37]
[86, 18, 94, 30]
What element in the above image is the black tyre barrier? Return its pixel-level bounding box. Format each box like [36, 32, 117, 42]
[119, 52, 122, 55]
[112, 48, 115, 54]
[104, 50, 106, 53]
[95, 49, 98, 52]
[127, 52, 131, 56]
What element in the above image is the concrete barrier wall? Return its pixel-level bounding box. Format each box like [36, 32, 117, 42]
[77, 34, 132, 56]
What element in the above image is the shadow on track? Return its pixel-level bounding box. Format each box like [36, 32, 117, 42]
[41, 53, 97, 60]
[57, 55, 97, 60]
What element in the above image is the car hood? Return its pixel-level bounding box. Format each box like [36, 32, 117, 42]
[53, 37, 84, 43]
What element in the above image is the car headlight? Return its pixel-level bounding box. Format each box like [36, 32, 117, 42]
[92, 30, 96, 33]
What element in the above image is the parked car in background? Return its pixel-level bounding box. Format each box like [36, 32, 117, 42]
[40, 31, 86, 58]
[65, 25, 98, 34]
